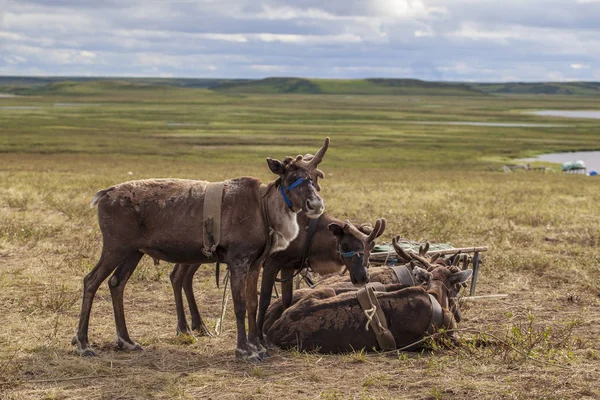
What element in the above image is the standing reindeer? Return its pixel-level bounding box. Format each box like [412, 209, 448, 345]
[72, 138, 330, 361]
[169, 214, 385, 341]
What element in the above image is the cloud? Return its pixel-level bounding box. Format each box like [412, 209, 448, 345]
[0, 0, 599, 80]
[570, 63, 590, 69]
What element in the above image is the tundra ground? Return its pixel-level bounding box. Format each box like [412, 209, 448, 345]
[1, 85, 599, 399]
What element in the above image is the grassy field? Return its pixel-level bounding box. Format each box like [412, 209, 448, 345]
[1, 81, 600, 399]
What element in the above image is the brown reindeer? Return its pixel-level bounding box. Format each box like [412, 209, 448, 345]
[261, 262, 427, 336]
[256, 215, 385, 341]
[72, 138, 329, 361]
[262, 236, 468, 332]
[266, 265, 472, 353]
[168, 214, 385, 340]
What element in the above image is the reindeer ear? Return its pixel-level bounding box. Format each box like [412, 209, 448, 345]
[412, 266, 431, 284]
[267, 158, 285, 175]
[449, 269, 473, 286]
[328, 222, 345, 237]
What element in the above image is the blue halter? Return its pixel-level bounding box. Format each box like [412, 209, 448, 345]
[281, 177, 310, 210]
[341, 250, 365, 258]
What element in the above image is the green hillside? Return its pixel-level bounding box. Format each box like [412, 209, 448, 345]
[0, 76, 242, 95]
[2, 76, 600, 96]
[471, 81, 600, 96]
[210, 77, 484, 95]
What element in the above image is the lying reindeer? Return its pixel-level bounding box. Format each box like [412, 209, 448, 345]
[262, 237, 468, 335]
[168, 214, 386, 341]
[73, 138, 330, 361]
[266, 265, 473, 353]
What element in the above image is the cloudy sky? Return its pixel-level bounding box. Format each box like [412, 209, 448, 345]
[1, 0, 599, 81]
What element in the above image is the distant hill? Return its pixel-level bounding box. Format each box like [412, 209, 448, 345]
[0, 77, 243, 94]
[2, 76, 600, 96]
[470, 81, 600, 96]
[210, 77, 484, 96]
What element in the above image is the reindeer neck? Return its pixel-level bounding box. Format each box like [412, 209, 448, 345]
[427, 279, 449, 309]
[261, 181, 300, 254]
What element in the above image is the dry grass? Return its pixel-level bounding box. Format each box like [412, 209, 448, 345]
[1, 154, 599, 400]
[1, 88, 600, 399]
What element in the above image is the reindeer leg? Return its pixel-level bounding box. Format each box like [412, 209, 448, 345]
[109, 251, 144, 351]
[228, 261, 260, 361]
[170, 264, 192, 335]
[281, 267, 295, 310]
[72, 248, 130, 356]
[246, 261, 268, 359]
[182, 264, 211, 336]
[257, 263, 279, 343]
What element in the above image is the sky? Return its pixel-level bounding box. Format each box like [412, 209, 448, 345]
[1, 0, 599, 82]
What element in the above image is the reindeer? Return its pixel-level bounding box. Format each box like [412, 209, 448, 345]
[168, 214, 386, 340]
[266, 266, 473, 353]
[262, 236, 469, 332]
[72, 138, 330, 361]
[256, 215, 385, 341]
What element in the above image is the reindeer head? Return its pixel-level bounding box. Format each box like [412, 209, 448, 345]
[266, 137, 329, 218]
[412, 265, 472, 324]
[328, 218, 386, 286]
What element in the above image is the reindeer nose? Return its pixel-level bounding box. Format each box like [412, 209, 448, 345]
[306, 199, 324, 215]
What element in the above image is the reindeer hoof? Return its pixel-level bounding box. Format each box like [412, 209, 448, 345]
[176, 327, 193, 336]
[258, 349, 270, 360]
[193, 325, 213, 337]
[81, 348, 97, 357]
[235, 348, 263, 362]
[72, 336, 97, 356]
[116, 337, 143, 351]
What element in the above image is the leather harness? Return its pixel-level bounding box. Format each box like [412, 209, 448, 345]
[274, 216, 320, 287]
[202, 182, 225, 257]
[356, 284, 397, 351]
[202, 182, 225, 286]
[356, 283, 445, 351]
[389, 264, 417, 286]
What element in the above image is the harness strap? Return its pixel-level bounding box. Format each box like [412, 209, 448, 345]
[397, 292, 445, 351]
[356, 284, 397, 351]
[252, 183, 275, 269]
[274, 216, 320, 284]
[427, 293, 444, 336]
[280, 177, 309, 210]
[202, 182, 224, 257]
[202, 182, 225, 287]
[367, 281, 386, 292]
[390, 264, 416, 286]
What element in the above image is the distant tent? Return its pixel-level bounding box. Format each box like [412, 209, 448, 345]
[561, 160, 586, 173]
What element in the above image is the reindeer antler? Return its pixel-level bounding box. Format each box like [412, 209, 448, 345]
[308, 137, 329, 168]
[365, 218, 386, 251]
[294, 137, 329, 190]
[418, 242, 430, 256]
[461, 254, 470, 270]
[407, 251, 435, 270]
[392, 236, 413, 263]
[449, 251, 462, 267]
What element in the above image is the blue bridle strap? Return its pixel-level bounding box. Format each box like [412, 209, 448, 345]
[341, 250, 364, 258]
[281, 177, 309, 210]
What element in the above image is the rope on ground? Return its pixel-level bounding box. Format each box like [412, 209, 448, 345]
[214, 269, 230, 336]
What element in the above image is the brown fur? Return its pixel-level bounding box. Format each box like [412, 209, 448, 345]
[72, 139, 329, 361]
[261, 266, 416, 335]
[266, 266, 472, 353]
[169, 213, 386, 341]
